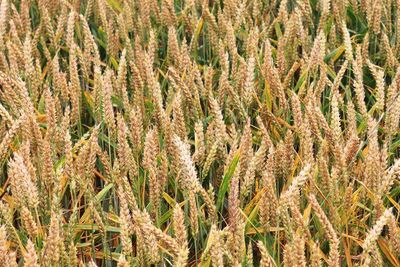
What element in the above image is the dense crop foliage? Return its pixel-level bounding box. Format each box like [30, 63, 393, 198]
[0, 0, 399, 266]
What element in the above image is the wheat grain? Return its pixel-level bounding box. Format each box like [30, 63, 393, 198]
[0, 1, 398, 266]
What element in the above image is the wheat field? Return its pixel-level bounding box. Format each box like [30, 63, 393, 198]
[0, 0, 399, 266]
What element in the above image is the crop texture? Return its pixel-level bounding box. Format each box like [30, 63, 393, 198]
[0, 0, 399, 266]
